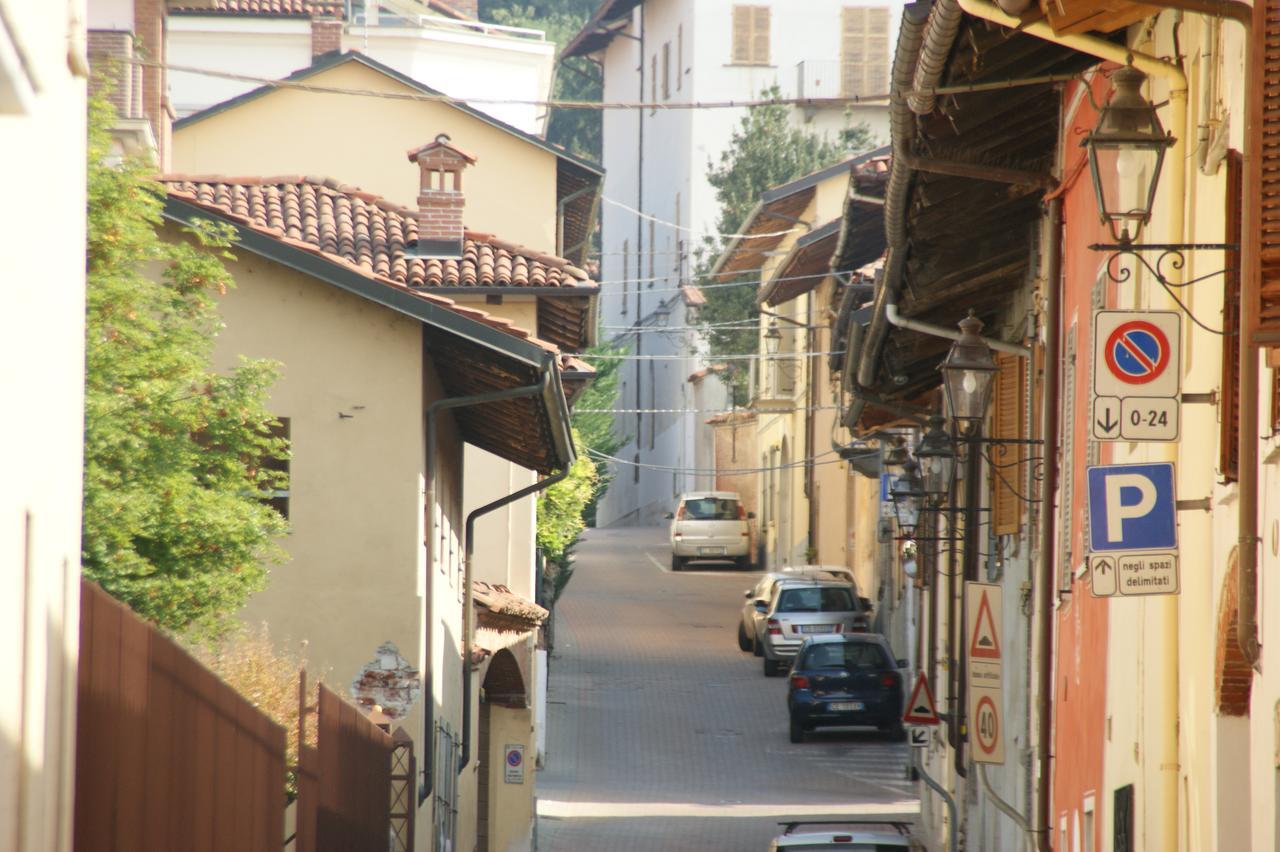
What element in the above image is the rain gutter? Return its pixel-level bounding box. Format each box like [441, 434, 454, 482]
[458, 367, 575, 774]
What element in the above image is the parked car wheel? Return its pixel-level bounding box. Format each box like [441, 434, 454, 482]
[671, 553, 684, 571]
[737, 622, 752, 652]
[789, 716, 806, 744]
[734, 555, 751, 571]
[752, 633, 764, 657]
[764, 657, 784, 677]
[882, 722, 907, 742]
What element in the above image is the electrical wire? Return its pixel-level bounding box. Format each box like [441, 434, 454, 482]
[584, 446, 847, 474]
[127, 56, 893, 111]
[600, 196, 801, 240]
[591, 268, 844, 295]
[575, 350, 844, 361]
[573, 404, 842, 414]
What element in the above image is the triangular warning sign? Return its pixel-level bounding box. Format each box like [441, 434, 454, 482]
[903, 672, 940, 725]
[969, 589, 1002, 661]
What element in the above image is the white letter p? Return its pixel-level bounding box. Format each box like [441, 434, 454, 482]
[1105, 474, 1157, 543]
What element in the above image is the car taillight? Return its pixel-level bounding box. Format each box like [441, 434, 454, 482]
[881, 672, 899, 688]
[790, 674, 809, 689]
[737, 504, 747, 519]
[767, 618, 782, 635]
[832, 836, 853, 844]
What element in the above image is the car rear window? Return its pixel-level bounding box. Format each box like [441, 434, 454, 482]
[801, 642, 889, 670]
[777, 587, 854, 613]
[682, 498, 740, 520]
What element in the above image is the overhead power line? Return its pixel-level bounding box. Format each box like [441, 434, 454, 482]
[600, 196, 801, 240]
[576, 350, 844, 361]
[584, 447, 848, 474]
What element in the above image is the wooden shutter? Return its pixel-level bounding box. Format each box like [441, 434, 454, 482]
[1221, 150, 1243, 481]
[1258, 1, 1280, 336]
[677, 24, 683, 90]
[841, 7, 890, 98]
[732, 6, 769, 64]
[990, 352, 1026, 536]
[751, 7, 770, 65]
[732, 6, 751, 63]
[662, 41, 670, 99]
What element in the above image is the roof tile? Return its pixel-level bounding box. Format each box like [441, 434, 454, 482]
[162, 175, 595, 292]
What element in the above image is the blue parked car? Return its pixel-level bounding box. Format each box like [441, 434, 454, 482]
[786, 634, 907, 743]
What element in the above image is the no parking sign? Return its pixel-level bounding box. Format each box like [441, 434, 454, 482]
[1091, 311, 1181, 442]
[504, 744, 525, 784]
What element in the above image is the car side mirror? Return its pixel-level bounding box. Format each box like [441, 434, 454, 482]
[744, 590, 753, 599]
[753, 601, 768, 612]
[664, 512, 674, 520]
[858, 596, 872, 612]
[747, 511, 756, 519]
[896, 658, 907, 669]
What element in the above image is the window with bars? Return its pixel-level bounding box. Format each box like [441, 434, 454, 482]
[840, 7, 890, 97]
[662, 41, 671, 99]
[731, 6, 770, 65]
[622, 238, 629, 315]
[433, 724, 458, 850]
[990, 354, 1026, 536]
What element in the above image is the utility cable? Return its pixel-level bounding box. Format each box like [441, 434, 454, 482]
[573, 404, 842, 414]
[599, 196, 801, 240]
[584, 446, 846, 474]
[575, 350, 844, 361]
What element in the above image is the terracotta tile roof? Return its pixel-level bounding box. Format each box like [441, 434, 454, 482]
[161, 175, 595, 291]
[473, 580, 548, 632]
[169, 0, 469, 18]
[169, 0, 343, 16]
[680, 285, 706, 307]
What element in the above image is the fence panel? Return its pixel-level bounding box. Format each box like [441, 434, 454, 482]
[73, 580, 287, 852]
[312, 683, 394, 852]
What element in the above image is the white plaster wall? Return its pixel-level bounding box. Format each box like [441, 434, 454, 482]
[166, 16, 554, 133]
[87, 0, 133, 30]
[592, 0, 900, 526]
[0, 5, 86, 851]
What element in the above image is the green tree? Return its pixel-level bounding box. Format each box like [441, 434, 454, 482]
[570, 340, 626, 526]
[697, 91, 875, 401]
[481, 0, 601, 160]
[536, 430, 598, 601]
[83, 92, 289, 634]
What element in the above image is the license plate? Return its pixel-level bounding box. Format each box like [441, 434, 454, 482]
[799, 625, 834, 634]
[699, 547, 726, 555]
[828, 701, 864, 712]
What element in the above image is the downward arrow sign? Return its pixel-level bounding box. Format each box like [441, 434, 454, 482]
[1096, 408, 1119, 435]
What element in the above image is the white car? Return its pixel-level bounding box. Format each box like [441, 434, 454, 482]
[666, 491, 753, 571]
[768, 820, 919, 850]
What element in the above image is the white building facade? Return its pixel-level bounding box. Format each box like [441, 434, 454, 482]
[565, 0, 900, 525]
[166, 0, 554, 134]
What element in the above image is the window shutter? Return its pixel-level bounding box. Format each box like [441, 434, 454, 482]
[732, 6, 751, 63]
[990, 352, 1025, 536]
[1221, 150, 1243, 481]
[663, 41, 670, 99]
[841, 7, 890, 98]
[751, 7, 770, 65]
[1257, 1, 1280, 335]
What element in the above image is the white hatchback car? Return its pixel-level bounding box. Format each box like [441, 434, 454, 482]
[666, 491, 753, 570]
[768, 820, 919, 851]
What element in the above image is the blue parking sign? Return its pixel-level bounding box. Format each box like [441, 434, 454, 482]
[1086, 463, 1177, 552]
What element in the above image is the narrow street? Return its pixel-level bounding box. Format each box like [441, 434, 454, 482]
[537, 526, 919, 851]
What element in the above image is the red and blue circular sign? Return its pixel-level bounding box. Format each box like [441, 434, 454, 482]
[506, 749, 523, 768]
[1103, 320, 1171, 385]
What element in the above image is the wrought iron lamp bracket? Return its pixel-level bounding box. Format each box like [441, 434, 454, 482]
[1088, 242, 1239, 289]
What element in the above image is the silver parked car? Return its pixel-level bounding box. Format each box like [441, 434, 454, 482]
[738, 569, 871, 654]
[758, 581, 866, 676]
[768, 820, 920, 851]
[666, 491, 753, 570]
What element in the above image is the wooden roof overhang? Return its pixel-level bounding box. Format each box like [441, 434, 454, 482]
[847, 16, 1106, 431]
[536, 292, 595, 351]
[711, 190, 817, 282]
[164, 195, 575, 475]
[760, 219, 842, 307]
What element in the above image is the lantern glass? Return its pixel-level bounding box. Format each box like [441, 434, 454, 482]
[940, 312, 997, 436]
[915, 416, 956, 501]
[891, 460, 924, 537]
[763, 320, 782, 355]
[1081, 66, 1174, 244]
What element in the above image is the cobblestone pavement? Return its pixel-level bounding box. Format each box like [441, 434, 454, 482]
[537, 526, 919, 851]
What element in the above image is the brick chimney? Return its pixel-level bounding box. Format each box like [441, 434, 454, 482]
[407, 134, 477, 259]
[310, 12, 343, 59]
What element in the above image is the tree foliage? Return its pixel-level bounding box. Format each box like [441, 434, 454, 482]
[480, 0, 601, 161]
[83, 92, 289, 634]
[697, 90, 876, 401]
[570, 340, 626, 525]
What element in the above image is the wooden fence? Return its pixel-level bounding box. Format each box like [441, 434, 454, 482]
[294, 683, 408, 852]
[73, 579, 287, 852]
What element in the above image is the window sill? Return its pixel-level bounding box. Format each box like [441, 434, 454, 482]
[723, 63, 776, 69]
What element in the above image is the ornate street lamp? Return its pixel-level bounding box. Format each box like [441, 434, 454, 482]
[891, 459, 925, 539]
[1082, 66, 1174, 246]
[763, 319, 782, 355]
[915, 415, 957, 503]
[939, 312, 998, 437]
[882, 435, 911, 470]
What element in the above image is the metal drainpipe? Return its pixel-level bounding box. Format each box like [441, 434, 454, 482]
[459, 461, 572, 775]
[979, 764, 1035, 852]
[885, 302, 1031, 357]
[419, 379, 548, 805]
[1034, 197, 1062, 852]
